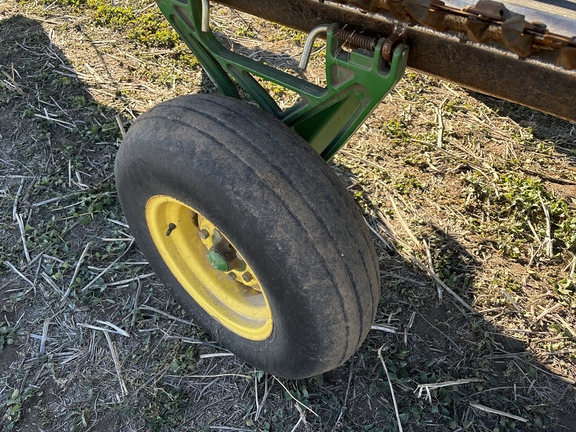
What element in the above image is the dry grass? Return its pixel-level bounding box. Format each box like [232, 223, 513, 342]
[1, 0, 575, 430]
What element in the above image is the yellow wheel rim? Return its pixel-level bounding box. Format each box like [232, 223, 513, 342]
[145, 195, 273, 340]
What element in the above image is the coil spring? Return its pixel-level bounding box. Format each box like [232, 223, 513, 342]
[335, 28, 378, 51]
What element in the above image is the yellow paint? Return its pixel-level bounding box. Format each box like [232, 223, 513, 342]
[146, 195, 273, 340]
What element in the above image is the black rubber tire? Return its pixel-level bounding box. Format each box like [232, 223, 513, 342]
[115, 94, 380, 379]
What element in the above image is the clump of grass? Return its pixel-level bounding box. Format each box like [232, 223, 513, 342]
[463, 170, 576, 259]
[93, 2, 180, 48]
[143, 385, 192, 431]
[20, 0, 181, 49]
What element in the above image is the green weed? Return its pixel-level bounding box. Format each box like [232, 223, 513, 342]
[143, 385, 193, 431]
[394, 172, 425, 195]
[21, 0, 181, 49]
[463, 170, 576, 259]
[2, 386, 42, 430]
[0, 324, 16, 353]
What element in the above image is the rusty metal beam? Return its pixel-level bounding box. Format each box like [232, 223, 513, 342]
[213, 0, 576, 122]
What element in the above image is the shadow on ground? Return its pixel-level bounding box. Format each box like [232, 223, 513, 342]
[1, 12, 575, 432]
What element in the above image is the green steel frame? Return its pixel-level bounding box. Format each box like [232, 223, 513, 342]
[156, 0, 408, 159]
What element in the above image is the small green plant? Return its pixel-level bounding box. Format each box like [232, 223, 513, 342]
[143, 385, 192, 431]
[463, 170, 576, 259]
[3, 386, 41, 430]
[21, 0, 181, 48]
[554, 277, 576, 307]
[235, 26, 255, 38]
[394, 172, 425, 195]
[169, 345, 197, 374]
[404, 153, 430, 169]
[383, 119, 409, 139]
[0, 324, 16, 353]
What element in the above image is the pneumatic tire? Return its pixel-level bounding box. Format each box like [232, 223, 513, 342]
[115, 94, 380, 379]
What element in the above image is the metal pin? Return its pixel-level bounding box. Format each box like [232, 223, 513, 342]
[201, 0, 210, 32]
[299, 24, 330, 71]
[166, 223, 177, 236]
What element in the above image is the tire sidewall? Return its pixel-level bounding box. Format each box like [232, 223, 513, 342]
[115, 94, 379, 378]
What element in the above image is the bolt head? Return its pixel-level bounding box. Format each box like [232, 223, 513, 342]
[199, 229, 209, 240]
[227, 273, 237, 282]
[242, 273, 253, 282]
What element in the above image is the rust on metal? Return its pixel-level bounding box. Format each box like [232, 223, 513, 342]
[385, 0, 413, 21]
[403, 0, 449, 31]
[558, 46, 576, 70]
[381, 30, 404, 62]
[336, 27, 379, 50]
[334, 26, 405, 62]
[465, 0, 506, 20]
[213, 0, 576, 122]
[328, 0, 576, 67]
[501, 15, 535, 56]
[465, 18, 489, 42]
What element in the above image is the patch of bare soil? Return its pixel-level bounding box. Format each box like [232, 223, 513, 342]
[1, 0, 575, 431]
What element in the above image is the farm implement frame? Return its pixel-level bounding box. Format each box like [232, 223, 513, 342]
[114, 0, 576, 378]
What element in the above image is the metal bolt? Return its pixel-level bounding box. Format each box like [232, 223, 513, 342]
[242, 272, 253, 282]
[199, 229, 209, 240]
[227, 273, 237, 282]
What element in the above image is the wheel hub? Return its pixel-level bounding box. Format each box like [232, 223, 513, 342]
[207, 232, 246, 272]
[145, 195, 272, 340]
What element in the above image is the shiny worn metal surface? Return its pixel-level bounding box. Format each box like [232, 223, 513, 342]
[213, 0, 576, 122]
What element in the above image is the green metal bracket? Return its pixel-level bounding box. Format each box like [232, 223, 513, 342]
[156, 0, 408, 160]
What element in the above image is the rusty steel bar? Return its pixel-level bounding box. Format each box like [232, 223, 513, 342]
[212, 0, 576, 122]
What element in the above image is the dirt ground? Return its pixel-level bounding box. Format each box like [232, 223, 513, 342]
[1, 0, 576, 431]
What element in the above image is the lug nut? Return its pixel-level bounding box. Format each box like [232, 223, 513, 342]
[227, 273, 237, 282]
[242, 272, 253, 282]
[199, 229, 209, 240]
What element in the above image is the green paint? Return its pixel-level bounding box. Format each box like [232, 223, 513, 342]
[207, 250, 229, 272]
[156, 0, 407, 160]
